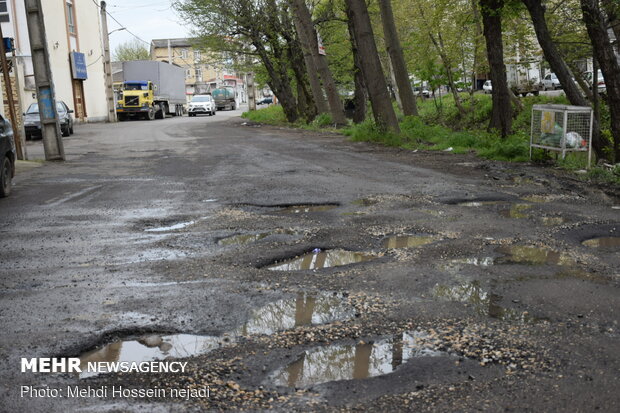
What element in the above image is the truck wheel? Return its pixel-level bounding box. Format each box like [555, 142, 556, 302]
[155, 104, 164, 119]
[231, 103, 236, 110]
[146, 107, 155, 120]
[117, 113, 126, 121]
[533, 91, 540, 96]
[0, 155, 12, 198]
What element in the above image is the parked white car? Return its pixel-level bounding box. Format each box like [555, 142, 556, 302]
[483, 80, 492, 94]
[585, 70, 606, 94]
[541, 73, 561, 90]
[188, 95, 216, 117]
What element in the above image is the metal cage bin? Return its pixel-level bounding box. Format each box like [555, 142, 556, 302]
[530, 104, 593, 167]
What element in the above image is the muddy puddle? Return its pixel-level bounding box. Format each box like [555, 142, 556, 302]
[218, 229, 297, 246]
[582, 237, 620, 249]
[266, 249, 376, 271]
[382, 235, 437, 249]
[269, 331, 444, 387]
[79, 334, 232, 378]
[235, 292, 354, 336]
[352, 198, 379, 207]
[495, 245, 575, 266]
[277, 204, 338, 214]
[433, 281, 540, 323]
[457, 200, 504, 207]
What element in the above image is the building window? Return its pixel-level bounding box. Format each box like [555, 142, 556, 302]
[0, 0, 10, 22]
[186, 69, 191, 79]
[66, 1, 76, 34]
[181, 49, 188, 59]
[194, 50, 201, 62]
[195, 68, 202, 82]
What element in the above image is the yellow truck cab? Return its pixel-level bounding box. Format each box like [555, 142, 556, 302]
[117, 81, 159, 120]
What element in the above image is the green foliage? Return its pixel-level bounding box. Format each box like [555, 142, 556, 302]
[113, 39, 150, 61]
[241, 105, 288, 125]
[311, 113, 334, 128]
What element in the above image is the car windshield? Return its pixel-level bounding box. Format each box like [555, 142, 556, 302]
[124, 83, 148, 91]
[192, 96, 212, 102]
[26, 103, 66, 114]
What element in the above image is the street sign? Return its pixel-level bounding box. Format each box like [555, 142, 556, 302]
[317, 32, 326, 56]
[70, 51, 88, 80]
[2, 37, 13, 53]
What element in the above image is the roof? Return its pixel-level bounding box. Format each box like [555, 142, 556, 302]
[151, 38, 197, 48]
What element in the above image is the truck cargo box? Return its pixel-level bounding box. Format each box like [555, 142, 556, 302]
[118, 60, 185, 105]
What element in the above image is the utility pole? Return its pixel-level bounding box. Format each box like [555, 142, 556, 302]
[100, 1, 116, 123]
[0, 26, 25, 160]
[11, 47, 28, 160]
[247, 72, 256, 111]
[24, 0, 64, 161]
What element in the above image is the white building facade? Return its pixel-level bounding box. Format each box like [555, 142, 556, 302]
[1, 0, 108, 123]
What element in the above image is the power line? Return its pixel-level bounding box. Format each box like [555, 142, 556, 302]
[91, 0, 151, 46]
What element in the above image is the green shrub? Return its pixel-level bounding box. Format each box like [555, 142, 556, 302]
[241, 105, 287, 125]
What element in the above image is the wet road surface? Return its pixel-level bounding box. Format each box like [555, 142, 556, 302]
[1, 108, 619, 412]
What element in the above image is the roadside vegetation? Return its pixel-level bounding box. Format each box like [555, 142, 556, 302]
[178, 0, 620, 175]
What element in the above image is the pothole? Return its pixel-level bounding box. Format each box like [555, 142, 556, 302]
[268, 331, 445, 387]
[218, 229, 297, 246]
[352, 198, 379, 207]
[382, 235, 437, 249]
[581, 236, 620, 249]
[458, 201, 503, 207]
[265, 249, 377, 271]
[433, 281, 541, 323]
[541, 216, 565, 226]
[78, 334, 232, 378]
[235, 292, 354, 336]
[494, 245, 575, 266]
[277, 204, 338, 214]
[499, 204, 532, 219]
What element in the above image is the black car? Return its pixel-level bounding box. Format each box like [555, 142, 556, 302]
[24, 101, 74, 139]
[0, 114, 16, 197]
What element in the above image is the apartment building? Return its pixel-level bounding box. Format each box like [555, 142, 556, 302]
[1, 0, 108, 123]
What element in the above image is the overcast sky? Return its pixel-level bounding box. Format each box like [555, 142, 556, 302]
[104, 0, 190, 54]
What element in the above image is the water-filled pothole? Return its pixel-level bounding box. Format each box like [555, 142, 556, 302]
[433, 282, 540, 323]
[582, 237, 620, 249]
[144, 220, 196, 232]
[278, 204, 338, 214]
[218, 229, 297, 246]
[235, 292, 354, 336]
[382, 235, 436, 249]
[495, 245, 575, 266]
[266, 249, 377, 271]
[269, 331, 444, 387]
[78, 334, 231, 378]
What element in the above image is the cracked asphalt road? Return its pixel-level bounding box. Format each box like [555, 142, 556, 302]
[0, 109, 618, 412]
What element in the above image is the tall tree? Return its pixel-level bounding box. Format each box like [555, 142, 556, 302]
[290, 0, 347, 125]
[344, 0, 400, 133]
[580, 0, 620, 161]
[113, 39, 149, 61]
[378, 0, 418, 116]
[346, 9, 368, 123]
[288, 0, 329, 116]
[480, 0, 512, 137]
[521, 0, 605, 157]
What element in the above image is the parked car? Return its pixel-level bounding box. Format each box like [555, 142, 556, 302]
[541, 73, 562, 90]
[413, 87, 430, 98]
[188, 94, 216, 117]
[585, 70, 606, 94]
[483, 80, 492, 94]
[257, 96, 273, 105]
[0, 114, 15, 197]
[24, 101, 74, 139]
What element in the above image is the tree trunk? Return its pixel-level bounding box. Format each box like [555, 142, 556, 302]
[522, 0, 605, 157]
[429, 32, 467, 117]
[378, 0, 418, 116]
[581, 0, 620, 162]
[288, 0, 329, 116]
[253, 40, 299, 123]
[344, 0, 400, 133]
[480, 0, 512, 137]
[291, 0, 347, 125]
[346, 10, 368, 123]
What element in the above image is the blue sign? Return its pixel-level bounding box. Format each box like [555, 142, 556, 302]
[2, 38, 13, 53]
[70, 52, 88, 80]
[39, 88, 55, 120]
